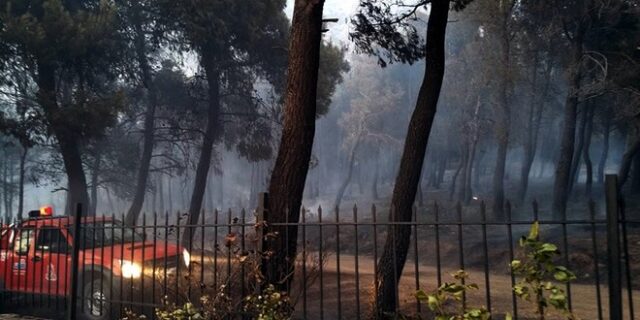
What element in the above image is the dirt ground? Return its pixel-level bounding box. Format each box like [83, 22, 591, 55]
[289, 254, 639, 320]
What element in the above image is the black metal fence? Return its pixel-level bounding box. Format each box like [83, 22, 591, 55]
[0, 176, 637, 319]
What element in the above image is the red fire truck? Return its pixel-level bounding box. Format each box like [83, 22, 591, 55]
[0, 207, 190, 319]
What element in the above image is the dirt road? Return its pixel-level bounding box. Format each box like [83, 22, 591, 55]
[289, 254, 638, 320]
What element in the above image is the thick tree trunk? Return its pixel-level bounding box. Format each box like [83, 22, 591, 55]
[462, 98, 480, 204]
[1, 158, 4, 221]
[158, 174, 165, 214]
[583, 105, 595, 195]
[569, 107, 588, 195]
[264, 0, 326, 290]
[518, 58, 547, 204]
[217, 170, 224, 209]
[618, 132, 640, 189]
[17, 147, 27, 220]
[519, 108, 535, 204]
[7, 157, 14, 219]
[375, 1, 449, 315]
[3, 155, 8, 220]
[125, 9, 158, 226]
[417, 178, 424, 206]
[597, 114, 610, 184]
[206, 169, 214, 212]
[463, 140, 477, 204]
[492, 27, 511, 219]
[552, 24, 585, 219]
[182, 56, 221, 248]
[89, 154, 100, 216]
[37, 62, 90, 215]
[492, 136, 508, 219]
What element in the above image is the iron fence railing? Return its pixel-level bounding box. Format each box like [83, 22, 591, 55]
[0, 177, 637, 320]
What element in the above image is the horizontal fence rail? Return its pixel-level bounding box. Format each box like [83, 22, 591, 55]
[0, 198, 637, 319]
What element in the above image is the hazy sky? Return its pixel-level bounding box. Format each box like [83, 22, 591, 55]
[285, 0, 359, 44]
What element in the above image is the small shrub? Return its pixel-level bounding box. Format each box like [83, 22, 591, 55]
[243, 284, 293, 320]
[155, 302, 204, 320]
[511, 221, 578, 320]
[416, 270, 491, 320]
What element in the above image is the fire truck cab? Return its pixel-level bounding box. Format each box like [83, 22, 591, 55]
[0, 207, 189, 319]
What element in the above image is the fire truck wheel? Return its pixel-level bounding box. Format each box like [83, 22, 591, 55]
[79, 278, 112, 320]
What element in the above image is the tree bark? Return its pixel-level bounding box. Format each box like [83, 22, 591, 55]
[552, 22, 585, 219]
[182, 54, 221, 248]
[264, 0, 326, 290]
[89, 153, 100, 216]
[417, 176, 424, 206]
[17, 147, 27, 220]
[463, 140, 478, 204]
[462, 97, 480, 204]
[3, 154, 8, 220]
[125, 6, 158, 226]
[491, 11, 512, 220]
[597, 114, 610, 184]
[375, 1, 449, 315]
[2, 154, 12, 221]
[6, 156, 14, 219]
[158, 174, 165, 214]
[583, 105, 595, 195]
[618, 131, 640, 189]
[569, 107, 588, 195]
[36, 62, 90, 215]
[518, 56, 547, 204]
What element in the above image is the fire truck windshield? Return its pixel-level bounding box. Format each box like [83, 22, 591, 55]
[68, 221, 145, 249]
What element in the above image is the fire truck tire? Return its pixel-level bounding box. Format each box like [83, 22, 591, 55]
[79, 278, 112, 320]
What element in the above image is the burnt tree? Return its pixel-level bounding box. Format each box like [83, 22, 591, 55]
[351, 0, 455, 315]
[265, 0, 327, 288]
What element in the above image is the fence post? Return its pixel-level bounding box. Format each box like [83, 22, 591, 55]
[256, 192, 269, 293]
[605, 175, 622, 320]
[68, 203, 83, 320]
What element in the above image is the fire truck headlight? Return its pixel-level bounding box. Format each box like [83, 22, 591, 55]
[119, 260, 142, 279]
[182, 249, 190, 267]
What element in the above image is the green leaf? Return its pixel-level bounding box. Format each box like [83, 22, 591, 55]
[427, 294, 440, 311]
[416, 289, 429, 301]
[539, 243, 558, 253]
[528, 221, 539, 240]
[554, 270, 568, 281]
[553, 266, 576, 282]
